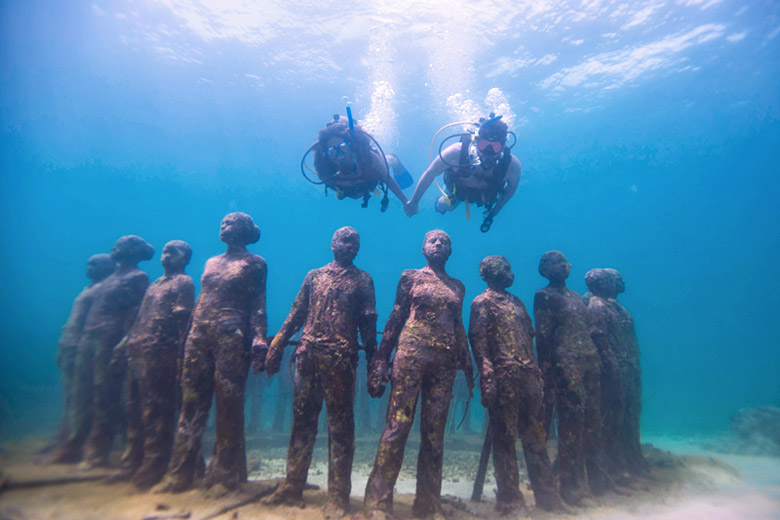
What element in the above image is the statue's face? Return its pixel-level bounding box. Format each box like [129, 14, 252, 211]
[422, 230, 452, 263]
[541, 252, 570, 282]
[161, 243, 189, 271]
[331, 228, 360, 264]
[219, 213, 245, 244]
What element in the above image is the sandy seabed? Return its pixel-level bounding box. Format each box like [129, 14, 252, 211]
[1, 433, 778, 520]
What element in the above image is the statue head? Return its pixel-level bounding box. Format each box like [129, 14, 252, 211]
[585, 268, 616, 299]
[422, 229, 452, 264]
[219, 212, 260, 247]
[479, 255, 514, 289]
[538, 250, 570, 283]
[331, 226, 360, 265]
[161, 240, 192, 272]
[606, 268, 625, 295]
[86, 253, 115, 282]
[110, 235, 154, 264]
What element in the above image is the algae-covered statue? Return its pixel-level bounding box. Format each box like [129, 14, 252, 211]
[155, 212, 267, 494]
[109, 240, 195, 489]
[469, 256, 565, 514]
[585, 268, 628, 481]
[364, 230, 473, 520]
[55, 254, 115, 446]
[263, 226, 378, 518]
[54, 236, 153, 466]
[534, 251, 606, 505]
[608, 268, 648, 476]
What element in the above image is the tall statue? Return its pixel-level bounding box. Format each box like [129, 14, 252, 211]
[263, 226, 378, 519]
[469, 256, 565, 514]
[110, 240, 195, 489]
[54, 236, 153, 466]
[608, 269, 648, 476]
[55, 254, 115, 445]
[534, 251, 606, 506]
[585, 268, 627, 480]
[155, 213, 267, 494]
[363, 230, 473, 520]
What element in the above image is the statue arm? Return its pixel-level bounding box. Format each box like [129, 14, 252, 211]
[357, 275, 379, 364]
[533, 292, 554, 370]
[249, 259, 268, 345]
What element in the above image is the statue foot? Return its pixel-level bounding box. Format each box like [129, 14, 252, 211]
[262, 481, 304, 508]
[151, 476, 191, 494]
[323, 498, 349, 519]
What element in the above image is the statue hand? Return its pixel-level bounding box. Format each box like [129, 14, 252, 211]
[251, 338, 268, 374]
[265, 343, 284, 376]
[480, 370, 496, 409]
[368, 358, 388, 398]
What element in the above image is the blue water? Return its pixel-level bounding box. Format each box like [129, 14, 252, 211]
[1, 0, 778, 441]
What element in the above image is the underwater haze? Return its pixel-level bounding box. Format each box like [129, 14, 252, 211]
[1, 0, 779, 442]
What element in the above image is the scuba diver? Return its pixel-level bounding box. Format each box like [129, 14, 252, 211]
[301, 107, 412, 212]
[403, 114, 521, 232]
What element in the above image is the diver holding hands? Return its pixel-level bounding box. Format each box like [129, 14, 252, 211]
[404, 114, 521, 232]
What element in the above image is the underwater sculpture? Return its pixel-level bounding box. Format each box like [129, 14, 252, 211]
[155, 212, 267, 494]
[54, 254, 116, 445]
[585, 268, 629, 480]
[262, 226, 378, 518]
[608, 268, 648, 476]
[364, 230, 473, 520]
[109, 240, 195, 489]
[534, 250, 607, 505]
[469, 256, 565, 514]
[54, 236, 153, 466]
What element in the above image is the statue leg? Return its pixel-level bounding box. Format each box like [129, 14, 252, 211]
[582, 356, 608, 495]
[412, 353, 456, 518]
[323, 353, 357, 511]
[83, 329, 126, 467]
[555, 357, 589, 506]
[206, 333, 250, 489]
[364, 349, 424, 515]
[131, 346, 177, 489]
[490, 368, 525, 513]
[517, 367, 563, 511]
[158, 330, 215, 493]
[54, 337, 96, 463]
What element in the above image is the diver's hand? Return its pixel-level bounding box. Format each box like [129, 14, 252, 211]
[251, 337, 268, 374]
[403, 201, 419, 217]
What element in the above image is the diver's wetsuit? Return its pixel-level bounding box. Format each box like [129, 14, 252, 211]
[442, 138, 510, 208]
[161, 251, 266, 492]
[117, 272, 194, 488]
[469, 288, 563, 512]
[534, 285, 607, 505]
[364, 267, 470, 518]
[268, 261, 378, 510]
